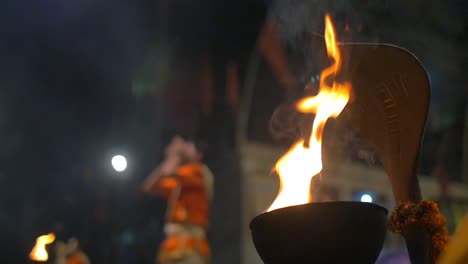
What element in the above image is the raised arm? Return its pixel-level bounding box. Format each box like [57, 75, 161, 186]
[258, 18, 296, 92]
[142, 155, 181, 197]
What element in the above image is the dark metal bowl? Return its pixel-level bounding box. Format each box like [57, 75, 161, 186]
[250, 202, 388, 264]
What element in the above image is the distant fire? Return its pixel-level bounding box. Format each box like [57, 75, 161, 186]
[267, 15, 351, 212]
[29, 233, 56, 262]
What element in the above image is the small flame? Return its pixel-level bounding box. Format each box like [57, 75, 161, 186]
[267, 15, 351, 212]
[29, 233, 56, 262]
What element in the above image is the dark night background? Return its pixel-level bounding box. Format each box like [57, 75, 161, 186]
[0, 0, 467, 263]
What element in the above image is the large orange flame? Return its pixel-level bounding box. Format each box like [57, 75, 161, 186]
[267, 15, 351, 212]
[29, 233, 56, 262]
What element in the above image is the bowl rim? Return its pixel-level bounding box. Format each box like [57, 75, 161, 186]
[250, 201, 388, 229]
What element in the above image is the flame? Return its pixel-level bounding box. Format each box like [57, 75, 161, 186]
[267, 15, 351, 212]
[29, 233, 56, 262]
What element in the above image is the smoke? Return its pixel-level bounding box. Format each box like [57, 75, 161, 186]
[270, 0, 377, 44]
[269, 0, 465, 114]
[266, 0, 466, 166]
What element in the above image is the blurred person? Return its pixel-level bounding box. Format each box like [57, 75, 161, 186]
[141, 3, 294, 264]
[143, 136, 214, 264]
[55, 238, 90, 264]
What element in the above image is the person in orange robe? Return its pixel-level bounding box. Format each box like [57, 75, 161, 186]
[55, 238, 90, 264]
[143, 136, 214, 264]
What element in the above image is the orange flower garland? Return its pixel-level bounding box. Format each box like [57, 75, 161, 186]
[388, 200, 449, 260]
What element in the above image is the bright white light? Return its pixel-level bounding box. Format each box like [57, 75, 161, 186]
[112, 155, 127, 172]
[360, 194, 373, 203]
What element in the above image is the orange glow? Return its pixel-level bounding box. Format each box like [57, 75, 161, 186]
[267, 15, 351, 212]
[29, 233, 56, 262]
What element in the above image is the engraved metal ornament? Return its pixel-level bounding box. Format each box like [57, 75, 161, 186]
[303, 33, 430, 204]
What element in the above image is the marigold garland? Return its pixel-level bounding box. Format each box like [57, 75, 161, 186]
[388, 200, 449, 260]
